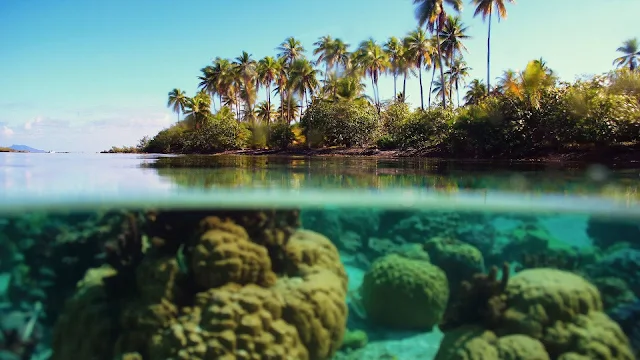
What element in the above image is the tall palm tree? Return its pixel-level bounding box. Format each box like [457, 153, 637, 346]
[233, 52, 258, 121]
[440, 15, 469, 95]
[257, 56, 281, 115]
[471, 0, 516, 92]
[277, 37, 306, 66]
[412, 0, 463, 107]
[404, 28, 433, 110]
[463, 79, 487, 105]
[384, 36, 404, 97]
[313, 35, 335, 81]
[288, 58, 320, 120]
[445, 57, 470, 107]
[330, 39, 351, 72]
[167, 88, 188, 122]
[355, 38, 389, 111]
[197, 66, 218, 112]
[613, 38, 640, 71]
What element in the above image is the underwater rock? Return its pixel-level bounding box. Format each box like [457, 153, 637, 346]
[608, 299, 640, 358]
[339, 329, 368, 351]
[589, 276, 638, 312]
[586, 248, 640, 297]
[359, 254, 449, 330]
[586, 216, 640, 251]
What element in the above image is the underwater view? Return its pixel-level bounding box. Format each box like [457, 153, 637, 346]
[0, 154, 639, 360]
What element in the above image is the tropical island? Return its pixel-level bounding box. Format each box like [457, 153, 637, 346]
[105, 0, 640, 162]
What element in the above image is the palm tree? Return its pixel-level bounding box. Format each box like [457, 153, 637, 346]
[313, 35, 334, 81]
[404, 28, 433, 110]
[274, 57, 290, 122]
[334, 76, 370, 102]
[257, 56, 280, 115]
[445, 57, 470, 107]
[431, 74, 451, 106]
[440, 15, 470, 98]
[255, 100, 275, 125]
[463, 79, 487, 105]
[183, 91, 212, 129]
[384, 37, 404, 97]
[288, 58, 320, 120]
[197, 66, 218, 112]
[471, 0, 516, 92]
[355, 38, 389, 111]
[613, 38, 640, 71]
[330, 39, 351, 72]
[497, 69, 521, 96]
[412, 0, 463, 107]
[167, 88, 188, 122]
[277, 37, 306, 66]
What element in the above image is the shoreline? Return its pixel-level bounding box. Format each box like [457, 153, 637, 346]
[215, 143, 640, 165]
[103, 143, 640, 167]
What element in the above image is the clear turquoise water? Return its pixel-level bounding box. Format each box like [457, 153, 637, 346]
[1, 153, 639, 360]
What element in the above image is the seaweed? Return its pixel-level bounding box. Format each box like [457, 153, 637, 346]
[439, 262, 510, 332]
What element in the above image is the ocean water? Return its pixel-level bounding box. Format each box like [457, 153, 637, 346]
[0, 153, 639, 360]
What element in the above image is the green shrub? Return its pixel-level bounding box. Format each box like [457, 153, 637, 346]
[300, 99, 378, 147]
[143, 125, 188, 153]
[180, 110, 249, 153]
[247, 123, 268, 149]
[394, 108, 453, 149]
[268, 121, 295, 149]
[380, 101, 411, 136]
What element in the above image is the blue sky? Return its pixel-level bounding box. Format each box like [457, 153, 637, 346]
[1, 0, 638, 152]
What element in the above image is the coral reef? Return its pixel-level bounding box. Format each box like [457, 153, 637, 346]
[50, 210, 347, 360]
[359, 254, 449, 330]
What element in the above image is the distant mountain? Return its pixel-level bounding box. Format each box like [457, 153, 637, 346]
[8, 144, 47, 153]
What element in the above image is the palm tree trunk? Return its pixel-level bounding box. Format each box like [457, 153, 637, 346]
[267, 84, 271, 113]
[393, 74, 397, 98]
[486, 11, 492, 92]
[280, 90, 285, 121]
[429, 65, 436, 109]
[456, 80, 460, 108]
[419, 64, 424, 110]
[435, 22, 446, 108]
[402, 73, 407, 101]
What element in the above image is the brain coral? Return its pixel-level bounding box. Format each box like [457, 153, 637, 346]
[359, 254, 449, 330]
[52, 211, 347, 360]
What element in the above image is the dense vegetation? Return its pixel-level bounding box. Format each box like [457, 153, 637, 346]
[107, 1, 640, 159]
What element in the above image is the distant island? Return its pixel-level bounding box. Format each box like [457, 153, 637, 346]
[0, 145, 47, 153]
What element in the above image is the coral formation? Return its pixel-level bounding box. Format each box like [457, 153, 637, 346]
[436, 267, 636, 359]
[51, 210, 347, 360]
[422, 236, 485, 298]
[359, 254, 449, 330]
[440, 263, 509, 332]
[435, 326, 550, 360]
